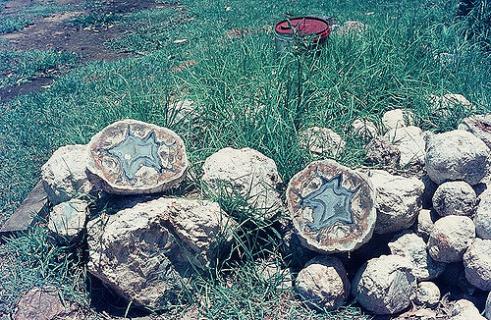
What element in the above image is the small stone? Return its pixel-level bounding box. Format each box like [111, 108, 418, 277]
[463, 238, 491, 291]
[459, 114, 491, 149]
[364, 137, 400, 168]
[41, 144, 95, 205]
[432, 181, 477, 217]
[351, 119, 378, 141]
[48, 199, 88, 243]
[298, 127, 346, 156]
[286, 160, 376, 253]
[425, 130, 490, 185]
[384, 126, 426, 168]
[295, 256, 350, 310]
[352, 254, 416, 315]
[364, 169, 424, 234]
[486, 292, 491, 320]
[388, 232, 445, 280]
[416, 209, 437, 241]
[450, 299, 486, 320]
[475, 189, 491, 240]
[336, 20, 366, 35]
[13, 287, 73, 320]
[428, 215, 476, 263]
[429, 94, 473, 117]
[87, 119, 188, 195]
[414, 282, 440, 307]
[382, 109, 415, 131]
[202, 147, 283, 218]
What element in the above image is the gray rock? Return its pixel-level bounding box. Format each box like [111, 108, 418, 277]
[364, 137, 400, 168]
[475, 189, 491, 240]
[429, 94, 473, 118]
[414, 281, 440, 307]
[384, 126, 426, 168]
[450, 299, 486, 320]
[415, 209, 437, 241]
[351, 119, 378, 141]
[459, 114, 491, 149]
[463, 239, 491, 291]
[13, 286, 75, 320]
[382, 109, 415, 131]
[425, 130, 490, 185]
[298, 127, 346, 156]
[432, 181, 477, 217]
[48, 199, 88, 243]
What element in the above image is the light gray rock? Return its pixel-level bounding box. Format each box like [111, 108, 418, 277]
[414, 281, 440, 307]
[48, 199, 88, 243]
[486, 291, 491, 320]
[41, 144, 95, 205]
[428, 215, 476, 263]
[388, 232, 445, 280]
[295, 256, 350, 310]
[351, 119, 378, 141]
[432, 181, 477, 217]
[87, 197, 231, 309]
[429, 94, 473, 118]
[364, 137, 400, 168]
[463, 238, 491, 291]
[382, 109, 415, 131]
[416, 209, 437, 241]
[425, 130, 490, 185]
[475, 189, 491, 240]
[365, 169, 424, 234]
[167, 99, 198, 124]
[459, 114, 491, 149]
[383, 126, 426, 168]
[352, 254, 416, 315]
[202, 147, 283, 219]
[450, 299, 486, 320]
[298, 127, 346, 156]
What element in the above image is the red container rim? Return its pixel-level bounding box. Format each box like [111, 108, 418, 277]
[275, 16, 331, 40]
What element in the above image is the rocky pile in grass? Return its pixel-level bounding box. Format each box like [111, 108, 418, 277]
[11, 97, 491, 318]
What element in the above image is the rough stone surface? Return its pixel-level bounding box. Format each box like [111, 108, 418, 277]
[286, 160, 376, 253]
[87, 197, 230, 309]
[450, 299, 486, 320]
[432, 181, 477, 217]
[364, 137, 400, 168]
[416, 209, 437, 241]
[351, 119, 378, 141]
[13, 287, 74, 320]
[87, 119, 188, 195]
[202, 147, 283, 218]
[486, 292, 491, 320]
[384, 126, 426, 168]
[364, 169, 424, 234]
[295, 256, 350, 310]
[41, 144, 95, 205]
[425, 130, 490, 185]
[475, 189, 491, 240]
[388, 232, 445, 280]
[382, 109, 414, 131]
[298, 127, 346, 156]
[48, 199, 88, 242]
[352, 254, 416, 315]
[414, 281, 440, 307]
[463, 238, 491, 291]
[428, 215, 476, 263]
[459, 114, 491, 149]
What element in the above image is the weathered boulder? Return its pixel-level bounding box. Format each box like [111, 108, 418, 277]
[48, 199, 88, 243]
[428, 215, 476, 263]
[364, 169, 423, 234]
[388, 232, 445, 280]
[202, 147, 283, 218]
[286, 160, 376, 253]
[41, 144, 95, 205]
[351, 119, 378, 141]
[414, 281, 440, 307]
[486, 291, 491, 320]
[463, 238, 491, 291]
[87, 197, 230, 309]
[432, 181, 477, 217]
[459, 114, 491, 149]
[475, 189, 491, 240]
[364, 137, 400, 168]
[87, 119, 188, 195]
[298, 127, 346, 156]
[382, 109, 414, 131]
[416, 209, 437, 241]
[295, 256, 350, 310]
[13, 287, 75, 320]
[352, 255, 416, 315]
[383, 126, 426, 168]
[450, 299, 486, 320]
[425, 130, 490, 185]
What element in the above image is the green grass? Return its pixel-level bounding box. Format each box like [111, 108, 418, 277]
[1, 0, 490, 318]
[0, 16, 31, 34]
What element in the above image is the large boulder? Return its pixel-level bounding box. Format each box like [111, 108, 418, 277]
[286, 160, 376, 253]
[383, 126, 426, 168]
[47, 199, 89, 243]
[352, 255, 416, 315]
[87, 119, 189, 195]
[459, 114, 491, 149]
[382, 109, 414, 131]
[41, 144, 95, 205]
[427, 215, 476, 263]
[475, 189, 491, 240]
[295, 257, 350, 310]
[202, 147, 283, 218]
[364, 169, 424, 234]
[425, 130, 490, 185]
[87, 197, 231, 309]
[298, 127, 346, 156]
[432, 181, 477, 217]
[463, 238, 491, 291]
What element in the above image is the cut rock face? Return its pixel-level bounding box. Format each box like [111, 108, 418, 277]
[425, 130, 490, 186]
[459, 114, 491, 149]
[202, 147, 283, 218]
[48, 199, 88, 243]
[41, 144, 95, 205]
[298, 127, 346, 156]
[352, 254, 416, 315]
[475, 189, 491, 240]
[383, 126, 426, 168]
[427, 215, 475, 263]
[432, 181, 477, 217]
[463, 239, 491, 291]
[87, 119, 188, 195]
[87, 197, 230, 309]
[295, 256, 350, 310]
[382, 109, 414, 131]
[364, 169, 423, 234]
[286, 160, 376, 253]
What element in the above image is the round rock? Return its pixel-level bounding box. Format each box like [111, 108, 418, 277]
[425, 130, 490, 185]
[383, 126, 426, 168]
[414, 282, 440, 307]
[459, 114, 491, 149]
[382, 109, 415, 131]
[463, 238, 491, 290]
[48, 199, 88, 243]
[286, 160, 376, 253]
[298, 127, 346, 156]
[432, 181, 477, 217]
[295, 256, 350, 310]
[428, 215, 476, 263]
[352, 254, 416, 315]
[475, 189, 491, 240]
[87, 119, 188, 195]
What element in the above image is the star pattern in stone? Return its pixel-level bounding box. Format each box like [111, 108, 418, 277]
[107, 128, 163, 181]
[299, 175, 357, 231]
